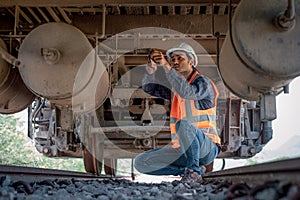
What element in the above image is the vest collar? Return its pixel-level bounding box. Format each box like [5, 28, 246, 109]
[186, 68, 198, 83]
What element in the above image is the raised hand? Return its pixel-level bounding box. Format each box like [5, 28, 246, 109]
[149, 50, 171, 73]
[150, 50, 169, 66]
[146, 59, 157, 74]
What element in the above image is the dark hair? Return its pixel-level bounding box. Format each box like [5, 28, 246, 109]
[186, 53, 193, 62]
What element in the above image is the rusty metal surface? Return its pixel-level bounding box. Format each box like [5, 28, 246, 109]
[0, 44, 20, 67]
[0, 38, 9, 87]
[73, 14, 229, 36]
[0, 68, 35, 114]
[92, 125, 170, 135]
[83, 147, 103, 175]
[204, 157, 300, 184]
[0, 164, 102, 182]
[0, 37, 35, 114]
[0, 2, 239, 38]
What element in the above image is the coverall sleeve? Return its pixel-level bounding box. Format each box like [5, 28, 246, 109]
[142, 73, 171, 100]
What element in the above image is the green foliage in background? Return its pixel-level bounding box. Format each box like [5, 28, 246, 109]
[0, 114, 137, 176]
[0, 114, 85, 172]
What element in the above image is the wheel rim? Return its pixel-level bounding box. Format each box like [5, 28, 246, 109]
[104, 158, 117, 177]
[83, 147, 102, 175]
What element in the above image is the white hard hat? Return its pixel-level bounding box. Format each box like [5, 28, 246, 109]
[166, 43, 198, 66]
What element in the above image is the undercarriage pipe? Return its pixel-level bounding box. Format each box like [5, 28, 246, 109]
[0, 45, 20, 67]
[275, 0, 296, 31]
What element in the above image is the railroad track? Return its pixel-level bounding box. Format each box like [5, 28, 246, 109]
[204, 157, 300, 184]
[0, 164, 106, 182]
[203, 158, 300, 199]
[0, 158, 300, 199]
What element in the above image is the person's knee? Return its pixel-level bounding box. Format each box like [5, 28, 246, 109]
[134, 154, 147, 173]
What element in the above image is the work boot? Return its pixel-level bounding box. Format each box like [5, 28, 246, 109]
[180, 168, 203, 184]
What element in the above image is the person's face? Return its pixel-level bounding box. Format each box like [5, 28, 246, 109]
[169, 51, 194, 77]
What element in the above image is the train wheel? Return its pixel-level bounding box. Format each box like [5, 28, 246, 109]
[80, 114, 105, 176]
[83, 146, 102, 175]
[104, 158, 117, 177]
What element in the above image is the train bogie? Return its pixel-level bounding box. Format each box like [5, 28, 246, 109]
[1, 0, 299, 175]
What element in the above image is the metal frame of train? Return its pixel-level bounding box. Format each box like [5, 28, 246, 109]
[0, 0, 299, 176]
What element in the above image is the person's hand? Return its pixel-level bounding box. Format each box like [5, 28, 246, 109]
[149, 50, 171, 73]
[150, 50, 169, 66]
[145, 59, 157, 74]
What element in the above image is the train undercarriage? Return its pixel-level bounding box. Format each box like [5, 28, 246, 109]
[0, 0, 299, 175]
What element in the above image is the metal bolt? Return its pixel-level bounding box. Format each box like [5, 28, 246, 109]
[41, 48, 61, 65]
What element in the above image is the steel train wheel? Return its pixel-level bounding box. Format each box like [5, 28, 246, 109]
[83, 146, 117, 176]
[104, 158, 117, 177]
[83, 147, 102, 175]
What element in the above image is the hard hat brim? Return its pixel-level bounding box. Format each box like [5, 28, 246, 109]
[166, 47, 198, 66]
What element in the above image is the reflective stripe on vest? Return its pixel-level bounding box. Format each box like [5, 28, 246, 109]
[169, 71, 221, 148]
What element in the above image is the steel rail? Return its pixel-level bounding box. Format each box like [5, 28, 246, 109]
[2, 158, 300, 185]
[0, 164, 105, 182]
[203, 157, 300, 185]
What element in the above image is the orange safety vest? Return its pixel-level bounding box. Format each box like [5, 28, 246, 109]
[169, 71, 221, 148]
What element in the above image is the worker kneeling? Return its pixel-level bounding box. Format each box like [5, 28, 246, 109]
[134, 43, 221, 184]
